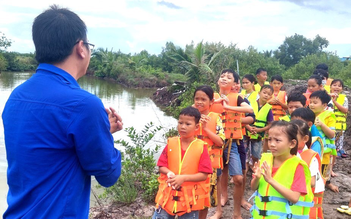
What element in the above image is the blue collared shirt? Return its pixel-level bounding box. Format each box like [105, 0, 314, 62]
[2, 64, 121, 218]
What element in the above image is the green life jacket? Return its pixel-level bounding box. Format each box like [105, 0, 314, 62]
[251, 153, 314, 219]
[249, 102, 272, 139]
[279, 115, 291, 122]
[315, 110, 336, 155]
[334, 94, 347, 131]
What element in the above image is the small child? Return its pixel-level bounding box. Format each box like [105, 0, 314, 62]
[279, 91, 306, 122]
[250, 121, 314, 218]
[153, 107, 212, 219]
[268, 75, 287, 121]
[241, 74, 259, 107]
[313, 69, 330, 93]
[329, 79, 349, 158]
[254, 68, 269, 92]
[246, 85, 274, 168]
[304, 75, 323, 106]
[193, 85, 225, 219]
[291, 119, 325, 219]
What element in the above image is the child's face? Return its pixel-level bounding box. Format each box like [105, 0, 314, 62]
[331, 81, 343, 94]
[242, 78, 254, 92]
[270, 80, 283, 92]
[259, 88, 273, 103]
[232, 81, 241, 93]
[309, 97, 326, 114]
[257, 71, 268, 82]
[194, 90, 213, 113]
[218, 72, 235, 90]
[177, 114, 198, 138]
[296, 131, 309, 151]
[287, 101, 304, 115]
[268, 126, 296, 158]
[307, 79, 323, 93]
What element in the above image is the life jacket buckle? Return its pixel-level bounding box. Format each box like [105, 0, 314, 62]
[259, 209, 267, 216]
[288, 201, 294, 206]
[286, 213, 293, 219]
[197, 135, 204, 139]
[260, 196, 271, 202]
[173, 196, 180, 201]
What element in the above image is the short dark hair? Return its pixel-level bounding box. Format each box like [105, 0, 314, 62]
[256, 68, 267, 75]
[313, 69, 329, 80]
[316, 63, 328, 72]
[194, 85, 214, 101]
[269, 121, 298, 155]
[310, 90, 331, 104]
[308, 75, 322, 86]
[270, 75, 283, 83]
[287, 91, 306, 106]
[331, 79, 344, 88]
[260, 85, 273, 93]
[291, 107, 316, 123]
[32, 5, 87, 63]
[221, 69, 239, 83]
[242, 74, 257, 84]
[179, 107, 201, 124]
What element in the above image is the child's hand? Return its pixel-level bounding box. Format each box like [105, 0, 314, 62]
[261, 161, 273, 184]
[252, 161, 261, 178]
[221, 95, 229, 104]
[250, 127, 258, 134]
[167, 171, 175, 187]
[200, 114, 210, 129]
[315, 117, 323, 127]
[167, 175, 185, 190]
[330, 93, 338, 102]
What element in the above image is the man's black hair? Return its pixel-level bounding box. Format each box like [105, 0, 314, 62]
[270, 75, 283, 83]
[291, 107, 316, 123]
[32, 5, 88, 63]
[316, 63, 329, 72]
[313, 69, 329, 80]
[179, 107, 201, 124]
[256, 68, 267, 75]
[287, 91, 306, 106]
[310, 90, 331, 104]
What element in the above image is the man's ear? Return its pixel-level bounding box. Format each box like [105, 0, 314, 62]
[75, 40, 87, 59]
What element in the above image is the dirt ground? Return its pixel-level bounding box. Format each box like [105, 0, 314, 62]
[90, 80, 351, 219]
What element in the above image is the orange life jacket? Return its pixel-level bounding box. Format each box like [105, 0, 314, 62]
[155, 137, 210, 216]
[303, 92, 311, 107]
[270, 91, 286, 121]
[210, 93, 242, 140]
[195, 112, 224, 169]
[300, 149, 324, 219]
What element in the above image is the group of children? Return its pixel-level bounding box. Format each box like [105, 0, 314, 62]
[152, 64, 349, 219]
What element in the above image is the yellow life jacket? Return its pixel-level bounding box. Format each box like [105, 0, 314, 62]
[254, 81, 269, 92]
[315, 110, 336, 155]
[279, 115, 290, 122]
[300, 149, 325, 219]
[270, 91, 287, 121]
[251, 153, 314, 219]
[249, 102, 272, 140]
[324, 85, 330, 93]
[155, 137, 210, 216]
[211, 93, 242, 140]
[195, 112, 223, 169]
[334, 94, 347, 131]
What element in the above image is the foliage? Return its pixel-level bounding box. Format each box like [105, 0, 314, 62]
[274, 34, 329, 67]
[100, 122, 162, 204]
[0, 32, 12, 51]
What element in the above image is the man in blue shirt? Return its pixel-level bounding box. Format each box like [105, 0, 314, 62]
[2, 5, 123, 218]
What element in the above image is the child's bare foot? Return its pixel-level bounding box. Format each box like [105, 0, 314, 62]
[241, 199, 252, 211]
[221, 196, 228, 207]
[209, 211, 222, 219]
[233, 215, 243, 219]
[331, 170, 337, 177]
[327, 183, 339, 193]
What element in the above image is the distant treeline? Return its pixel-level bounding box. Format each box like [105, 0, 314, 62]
[1, 33, 350, 88]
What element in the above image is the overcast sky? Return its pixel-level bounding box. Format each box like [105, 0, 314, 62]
[1, 0, 350, 57]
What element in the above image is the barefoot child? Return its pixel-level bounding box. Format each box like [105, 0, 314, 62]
[153, 107, 212, 219]
[193, 85, 225, 219]
[210, 69, 253, 219]
[291, 119, 325, 219]
[250, 121, 314, 218]
[268, 75, 287, 121]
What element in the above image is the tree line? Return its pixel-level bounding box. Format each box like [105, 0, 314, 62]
[1, 31, 350, 88]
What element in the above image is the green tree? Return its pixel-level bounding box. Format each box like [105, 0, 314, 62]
[274, 34, 329, 67]
[0, 32, 12, 51]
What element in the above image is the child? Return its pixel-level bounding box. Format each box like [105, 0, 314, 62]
[153, 107, 212, 219]
[193, 85, 225, 219]
[241, 74, 258, 104]
[330, 79, 348, 158]
[254, 68, 269, 92]
[304, 75, 323, 106]
[279, 91, 306, 122]
[313, 69, 330, 93]
[291, 119, 325, 219]
[268, 75, 287, 121]
[210, 69, 253, 219]
[316, 63, 333, 86]
[246, 85, 274, 169]
[250, 121, 314, 218]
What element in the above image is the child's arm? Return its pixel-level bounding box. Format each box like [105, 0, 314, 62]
[315, 117, 335, 139]
[159, 166, 175, 178]
[201, 115, 224, 147]
[223, 100, 254, 113]
[251, 123, 271, 134]
[251, 161, 261, 190]
[261, 161, 301, 203]
[166, 173, 208, 190]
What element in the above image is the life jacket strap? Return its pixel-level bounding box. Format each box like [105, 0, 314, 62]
[251, 204, 310, 219]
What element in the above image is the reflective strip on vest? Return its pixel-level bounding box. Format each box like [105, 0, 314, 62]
[334, 94, 347, 131]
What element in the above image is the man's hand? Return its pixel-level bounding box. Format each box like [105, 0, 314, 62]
[106, 107, 123, 133]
